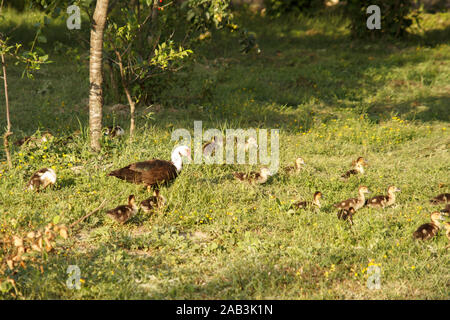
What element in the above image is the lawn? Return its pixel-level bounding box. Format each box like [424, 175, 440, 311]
[0, 8, 449, 299]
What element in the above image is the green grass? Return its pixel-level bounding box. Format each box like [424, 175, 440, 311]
[0, 9, 449, 299]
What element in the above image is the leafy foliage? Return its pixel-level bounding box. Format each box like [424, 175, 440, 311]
[344, 0, 421, 38]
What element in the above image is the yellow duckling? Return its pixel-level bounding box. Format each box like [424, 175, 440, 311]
[341, 157, 368, 180]
[233, 167, 272, 185]
[366, 185, 401, 209]
[140, 190, 166, 214]
[291, 191, 323, 210]
[106, 195, 138, 224]
[429, 193, 450, 205]
[284, 157, 305, 174]
[334, 186, 370, 211]
[337, 207, 356, 226]
[412, 211, 445, 241]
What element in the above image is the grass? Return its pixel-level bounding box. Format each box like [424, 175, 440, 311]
[0, 9, 449, 299]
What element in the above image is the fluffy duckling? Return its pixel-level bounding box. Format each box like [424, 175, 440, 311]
[337, 207, 356, 225]
[104, 126, 125, 138]
[291, 191, 323, 210]
[140, 190, 166, 214]
[334, 186, 370, 211]
[429, 193, 450, 205]
[233, 167, 272, 184]
[412, 211, 445, 241]
[26, 168, 57, 191]
[444, 222, 450, 248]
[203, 136, 221, 157]
[366, 185, 401, 209]
[341, 157, 367, 180]
[284, 157, 305, 174]
[440, 204, 450, 214]
[106, 195, 138, 224]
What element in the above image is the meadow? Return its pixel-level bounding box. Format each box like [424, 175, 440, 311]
[0, 8, 449, 299]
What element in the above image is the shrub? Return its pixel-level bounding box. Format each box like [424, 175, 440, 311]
[344, 0, 421, 38]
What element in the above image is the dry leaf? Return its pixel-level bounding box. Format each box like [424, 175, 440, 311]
[27, 231, 36, 239]
[13, 236, 23, 247]
[6, 260, 14, 270]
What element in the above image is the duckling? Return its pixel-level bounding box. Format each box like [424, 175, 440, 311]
[291, 191, 323, 210]
[104, 126, 125, 138]
[284, 157, 305, 174]
[26, 168, 57, 191]
[203, 136, 221, 157]
[440, 204, 450, 215]
[366, 185, 401, 209]
[429, 193, 450, 205]
[444, 222, 450, 248]
[140, 190, 166, 214]
[412, 211, 445, 241]
[233, 167, 272, 184]
[106, 195, 138, 224]
[341, 157, 367, 180]
[337, 207, 356, 225]
[333, 186, 370, 211]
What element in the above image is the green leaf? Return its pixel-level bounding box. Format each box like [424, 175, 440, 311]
[53, 215, 61, 224]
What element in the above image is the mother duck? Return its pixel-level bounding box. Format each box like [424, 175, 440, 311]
[108, 145, 191, 189]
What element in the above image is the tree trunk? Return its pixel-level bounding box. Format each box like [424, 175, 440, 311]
[89, 0, 109, 152]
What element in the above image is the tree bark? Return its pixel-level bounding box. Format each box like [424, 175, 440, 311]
[89, 0, 109, 152]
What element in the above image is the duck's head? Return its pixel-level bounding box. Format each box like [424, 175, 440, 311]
[128, 194, 136, 206]
[173, 145, 192, 160]
[430, 211, 444, 223]
[387, 185, 401, 194]
[358, 186, 370, 194]
[353, 157, 368, 167]
[314, 191, 323, 200]
[296, 157, 305, 168]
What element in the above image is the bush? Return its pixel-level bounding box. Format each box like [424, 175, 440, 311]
[344, 0, 421, 38]
[264, 0, 324, 17]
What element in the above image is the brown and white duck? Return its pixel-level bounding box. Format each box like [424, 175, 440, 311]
[108, 145, 191, 190]
[337, 207, 356, 225]
[333, 186, 370, 211]
[366, 185, 401, 209]
[413, 211, 445, 241]
[284, 157, 305, 174]
[140, 189, 166, 214]
[104, 126, 125, 138]
[341, 157, 367, 180]
[429, 193, 450, 205]
[233, 167, 272, 184]
[291, 191, 323, 210]
[106, 195, 138, 224]
[26, 168, 57, 191]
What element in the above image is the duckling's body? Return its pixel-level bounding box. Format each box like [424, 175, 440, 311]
[291, 191, 322, 210]
[337, 207, 356, 225]
[444, 222, 450, 248]
[430, 193, 450, 205]
[106, 195, 138, 224]
[284, 157, 305, 174]
[233, 167, 272, 184]
[104, 126, 125, 138]
[26, 168, 57, 191]
[366, 186, 401, 208]
[412, 211, 444, 241]
[341, 157, 367, 180]
[140, 190, 166, 214]
[334, 186, 370, 211]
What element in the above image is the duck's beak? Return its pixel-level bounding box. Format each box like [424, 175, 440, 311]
[396, 188, 401, 192]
